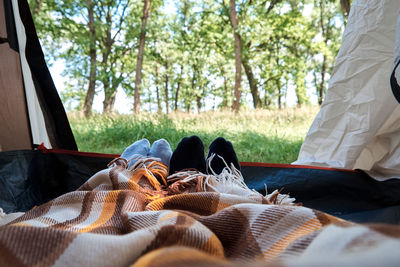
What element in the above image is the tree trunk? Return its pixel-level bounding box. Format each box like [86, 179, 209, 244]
[133, 0, 150, 113]
[221, 75, 228, 108]
[218, 66, 229, 108]
[196, 96, 202, 113]
[288, 0, 298, 10]
[102, 76, 111, 113]
[32, 0, 42, 15]
[175, 81, 181, 111]
[103, 90, 117, 113]
[242, 57, 261, 108]
[102, 81, 117, 113]
[277, 79, 282, 109]
[229, 0, 242, 112]
[104, 71, 121, 114]
[190, 64, 197, 113]
[174, 65, 183, 111]
[101, 6, 115, 114]
[294, 68, 307, 107]
[155, 62, 161, 112]
[264, 94, 269, 107]
[340, 0, 351, 20]
[164, 61, 169, 114]
[318, 55, 327, 105]
[318, 0, 328, 105]
[83, 0, 96, 117]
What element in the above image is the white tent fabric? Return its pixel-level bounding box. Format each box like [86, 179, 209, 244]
[11, 0, 51, 148]
[294, 0, 400, 181]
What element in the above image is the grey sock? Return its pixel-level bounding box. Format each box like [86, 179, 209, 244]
[121, 139, 150, 168]
[148, 139, 172, 168]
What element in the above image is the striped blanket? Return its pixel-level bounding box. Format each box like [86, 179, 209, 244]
[0, 158, 399, 266]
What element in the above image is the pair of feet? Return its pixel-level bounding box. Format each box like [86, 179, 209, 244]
[169, 136, 240, 175]
[120, 136, 240, 176]
[121, 138, 172, 169]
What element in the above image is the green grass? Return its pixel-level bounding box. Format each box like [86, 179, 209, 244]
[68, 106, 319, 164]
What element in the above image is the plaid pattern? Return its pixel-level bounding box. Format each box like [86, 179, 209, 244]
[0, 158, 399, 266]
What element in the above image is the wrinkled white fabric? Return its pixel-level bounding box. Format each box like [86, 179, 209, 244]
[294, 0, 400, 181]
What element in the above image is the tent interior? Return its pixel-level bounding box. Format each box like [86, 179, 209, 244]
[1, 0, 400, 265]
[1, 0, 400, 223]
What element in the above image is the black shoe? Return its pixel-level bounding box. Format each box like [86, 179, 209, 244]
[169, 136, 206, 175]
[207, 137, 240, 175]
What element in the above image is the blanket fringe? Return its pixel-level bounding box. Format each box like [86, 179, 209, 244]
[0, 207, 5, 218]
[109, 156, 168, 191]
[264, 186, 297, 205]
[167, 154, 297, 205]
[107, 155, 297, 205]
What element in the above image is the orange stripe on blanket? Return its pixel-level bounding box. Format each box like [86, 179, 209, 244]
[77, 190, 120, 233]
[159, 211, 179, 222]
[12, 222, 31, 227]
[263, 217, 321, 260]
[133, 246, 229, 267]
[128, 161, 168, 192]
[126, 179, 140, 191]
[201, 232, 225, 257]
[147, 161, 168, 186]
[130, 169, 161, 191]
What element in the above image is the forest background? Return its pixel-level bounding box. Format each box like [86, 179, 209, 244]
[28, 0, 352, 162]
[29, 0, 351, 115]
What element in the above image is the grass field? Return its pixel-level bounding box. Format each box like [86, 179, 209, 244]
[68, 106, 319, 164]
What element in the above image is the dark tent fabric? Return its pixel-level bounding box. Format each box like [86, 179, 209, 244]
[1, 149, 399, 225]
[391, 59, 400, 103]
[3, 0, 19, 51]
[242, 163, 400, 224]
[0, 0, 77, 151]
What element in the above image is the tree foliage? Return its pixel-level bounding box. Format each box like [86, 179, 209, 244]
[29, 0, 349, 115]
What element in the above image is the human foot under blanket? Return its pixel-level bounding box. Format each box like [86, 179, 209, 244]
[0, 157, 399, 267]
